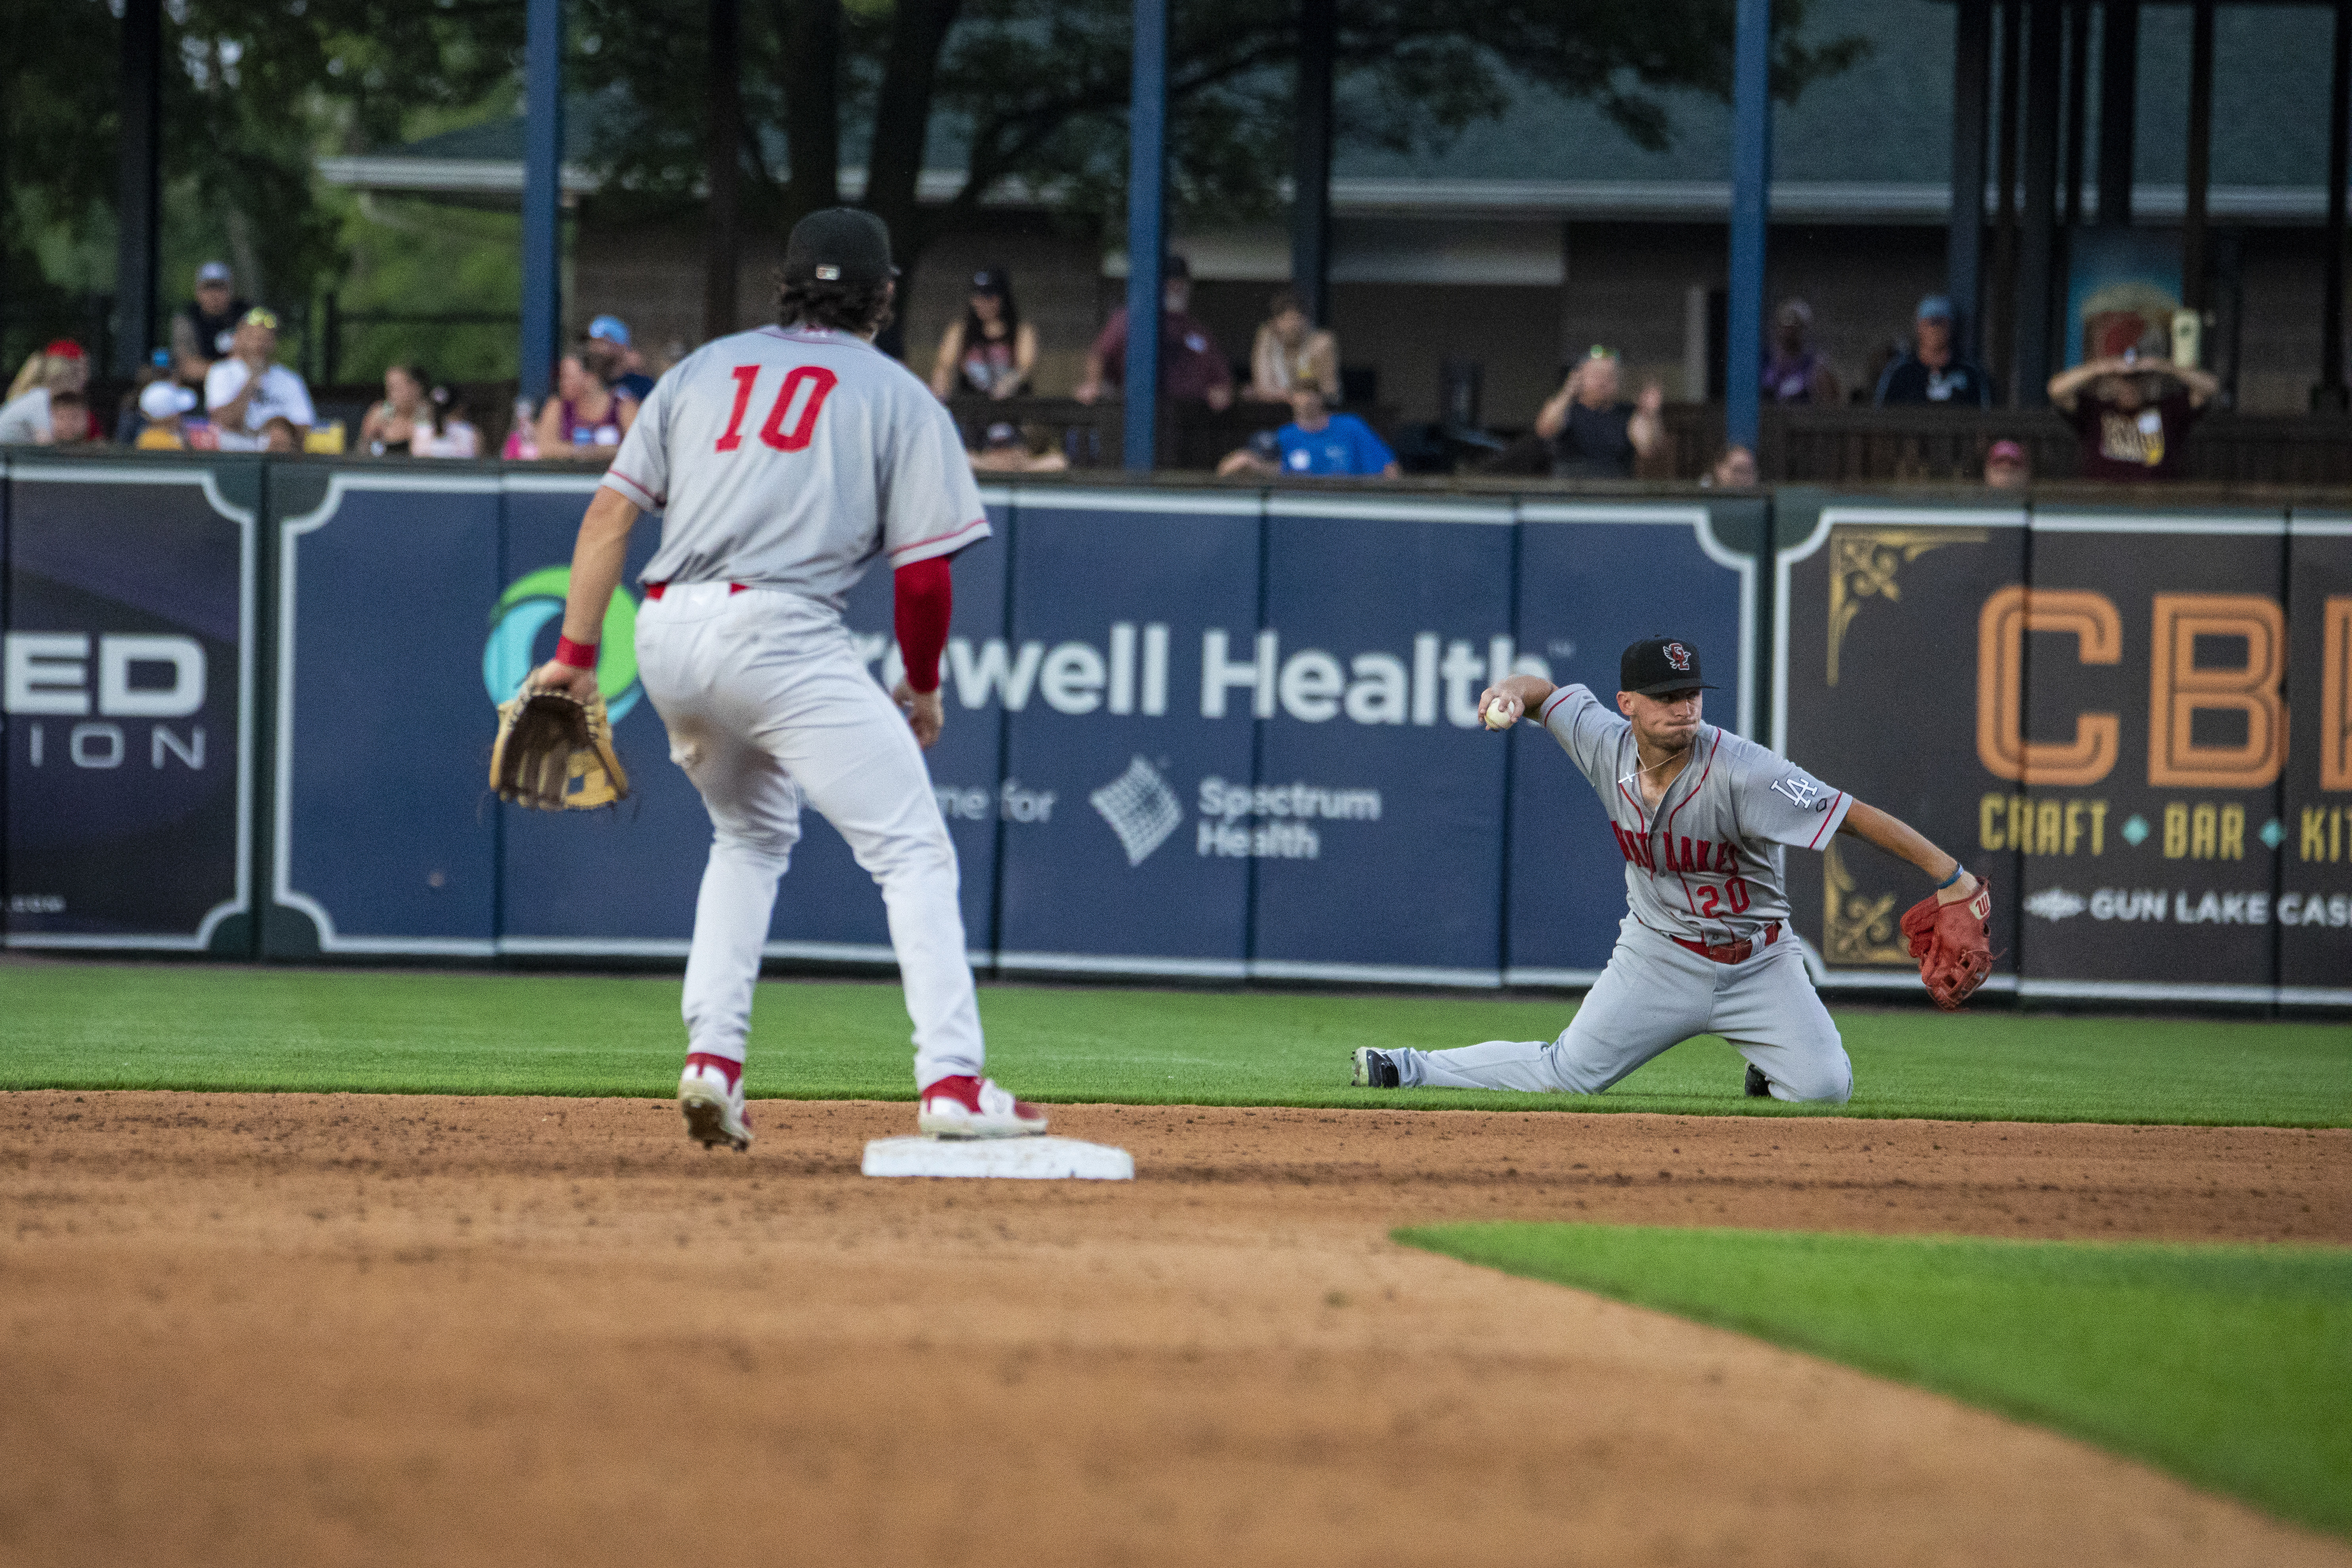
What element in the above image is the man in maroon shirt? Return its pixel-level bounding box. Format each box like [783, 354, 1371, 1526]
[2047, 350, 2219, 481]
[1075, 254, 1235, 410]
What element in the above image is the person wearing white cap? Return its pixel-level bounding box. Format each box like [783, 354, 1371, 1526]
[172, 262, 251, 386]
[135, 379, 200, 450]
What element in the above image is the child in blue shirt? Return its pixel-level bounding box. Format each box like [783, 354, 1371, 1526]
[1218, 379, 1398, 478]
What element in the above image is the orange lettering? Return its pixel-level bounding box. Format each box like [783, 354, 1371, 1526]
[2147, 594, 2286, 788]
[2325, 596, 2352, 791]
[1976, 587, 2122, 785]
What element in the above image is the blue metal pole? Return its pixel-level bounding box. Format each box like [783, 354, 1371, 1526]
[520, 0, 565, 407]
[1123, 0, 1168, 472]
[1725, 0, 1771, 452]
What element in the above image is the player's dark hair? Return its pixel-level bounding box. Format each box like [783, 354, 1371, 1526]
[774, 272, 895, 337]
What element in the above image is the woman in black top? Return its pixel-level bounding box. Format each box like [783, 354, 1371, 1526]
[928, 266, 1038, 400]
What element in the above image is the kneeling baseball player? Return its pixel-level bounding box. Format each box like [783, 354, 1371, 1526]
[1351, 637, 1990, 1103]
[526, 208, 1046, 1150]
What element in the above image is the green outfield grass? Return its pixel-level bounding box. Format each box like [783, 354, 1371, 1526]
[0, 961, 2345, 1125]
[1398, 1223, 2352, 1539]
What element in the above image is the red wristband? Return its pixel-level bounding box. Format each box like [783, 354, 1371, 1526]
[554, 635, 599, 670]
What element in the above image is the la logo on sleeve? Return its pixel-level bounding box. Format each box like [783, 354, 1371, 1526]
[1771, 774, 1827, 810]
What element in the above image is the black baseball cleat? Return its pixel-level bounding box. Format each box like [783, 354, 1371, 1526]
[1350, 1048, 1400, 1089]
[1743, 1063, 1771, 1099]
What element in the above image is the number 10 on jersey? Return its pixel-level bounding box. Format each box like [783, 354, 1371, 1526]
[716, 364, 839, 453]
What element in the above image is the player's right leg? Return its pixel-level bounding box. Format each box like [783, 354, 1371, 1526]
[731, 598, 1042, 1138]
[1380, 920, 1708, 1093]
[636, 583, 806, 1151]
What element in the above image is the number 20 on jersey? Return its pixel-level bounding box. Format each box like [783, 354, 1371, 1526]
[715, 365, 839, 453]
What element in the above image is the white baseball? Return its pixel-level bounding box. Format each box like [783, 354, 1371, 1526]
[1483, 698, 1513, 730]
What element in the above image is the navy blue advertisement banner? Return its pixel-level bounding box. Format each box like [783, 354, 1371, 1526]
[491, 475, 701, 953]
[992, 489, 1263, 976]
[1507, 501, 1762, 983]
[1253, 496, 1516, 983]
[779, 488, 1010, 957]
[22, 454, 2337, 1008]
[270, 470, 504, 955]
[4, 459, 258, 950]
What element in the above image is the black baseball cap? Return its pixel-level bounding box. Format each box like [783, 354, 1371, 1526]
[783, 208, 897, 288]
[1620, 636, 1717, 696]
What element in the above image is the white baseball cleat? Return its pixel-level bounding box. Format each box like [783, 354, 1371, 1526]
[679, 1056, 752, 1151]
[916, 1075, 1049, 1139]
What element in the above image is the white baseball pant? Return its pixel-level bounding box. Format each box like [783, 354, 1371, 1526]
[1391, 916, 1852, 1103]
[634, 582, 985, 1089]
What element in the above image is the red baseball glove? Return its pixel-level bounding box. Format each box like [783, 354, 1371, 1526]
[1899, 878, 1993, 1010]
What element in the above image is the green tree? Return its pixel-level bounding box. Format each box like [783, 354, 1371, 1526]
[2, 0, 523, 359]
[572, 0, 1868, 285]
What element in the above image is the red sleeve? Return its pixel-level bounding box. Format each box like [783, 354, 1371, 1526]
[893, 555, 953, 694]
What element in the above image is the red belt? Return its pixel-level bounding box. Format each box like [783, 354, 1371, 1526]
[1673, 921, 1780, 965]
[642, 581, 746, 600]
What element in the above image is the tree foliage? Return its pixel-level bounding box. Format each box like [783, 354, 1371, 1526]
[573, 0, 1869, 275]
[3, 0, 522, 327]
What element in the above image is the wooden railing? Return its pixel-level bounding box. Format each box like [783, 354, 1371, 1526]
[285, 384, 2351, 488]
[1651, 403, 2352, 487]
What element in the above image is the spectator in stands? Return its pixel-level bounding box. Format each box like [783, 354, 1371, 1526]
[260, 416, 300, 453]
[1246, 289, 1339, 403]
[532, 351, 635, 461]
[2048, 349, 2218, 481]
[205, 309, 315, 451]
[420, 386, 482, 458]
[1984, 438, 2030, 489]
[0, 339, 92, 444]
[1216, 376, 1397, 478]
[45, 391, 96, 446]
[969, 420, 1069, 473]
[1704, 443, 1759, 487]
[1761, 299, 1841, 403]
[1535, 348, 1663, 479]
[360, 364, 438, 456]
[115, 348, 175, 443]
[1875, 296, 1994, 408]
[583, 316, 656, 403]
[1216, 428, 1284, 477]
[172, 262, 251, 387]
[931, 267, 1038, 400]
[1075, 255, 1234, 410]
[135, 380, 199, 449]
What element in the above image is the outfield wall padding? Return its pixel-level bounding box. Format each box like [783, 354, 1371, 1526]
[3, 453, 2344, 1007]
[1775, 491, 2352, 1007]
[2, 455, 262, 952]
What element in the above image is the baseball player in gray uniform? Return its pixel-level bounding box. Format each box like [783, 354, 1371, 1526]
[527, 208, 1046, 1150]
[1351, 637, 1985, 1103]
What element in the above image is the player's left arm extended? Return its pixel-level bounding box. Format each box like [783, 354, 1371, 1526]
[1841, 799, 1998, 1009]
[1838, 800, 1977, 904]
[527, 487, 641, 701]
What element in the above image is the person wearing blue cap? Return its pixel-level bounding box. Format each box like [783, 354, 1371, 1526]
[1874, 295, 1993, 407]
[584, 315, 656, 402]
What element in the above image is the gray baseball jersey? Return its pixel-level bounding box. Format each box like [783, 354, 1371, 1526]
[1537, 683, 1854, 947]
[600, 325, 989, 608]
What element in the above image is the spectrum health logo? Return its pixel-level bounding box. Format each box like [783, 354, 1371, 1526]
[482, 566, 642, 720]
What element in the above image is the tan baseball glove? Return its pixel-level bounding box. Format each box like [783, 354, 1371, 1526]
[490, 686, 629, 810]
[1899, 878, 1993, 1010]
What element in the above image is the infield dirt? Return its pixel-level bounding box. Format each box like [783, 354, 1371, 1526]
[2, 1092, 2346, 1567]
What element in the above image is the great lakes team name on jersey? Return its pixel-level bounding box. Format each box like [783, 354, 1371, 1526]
[1539, 684, 1853, 944]
[599, 325, 989, 610]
